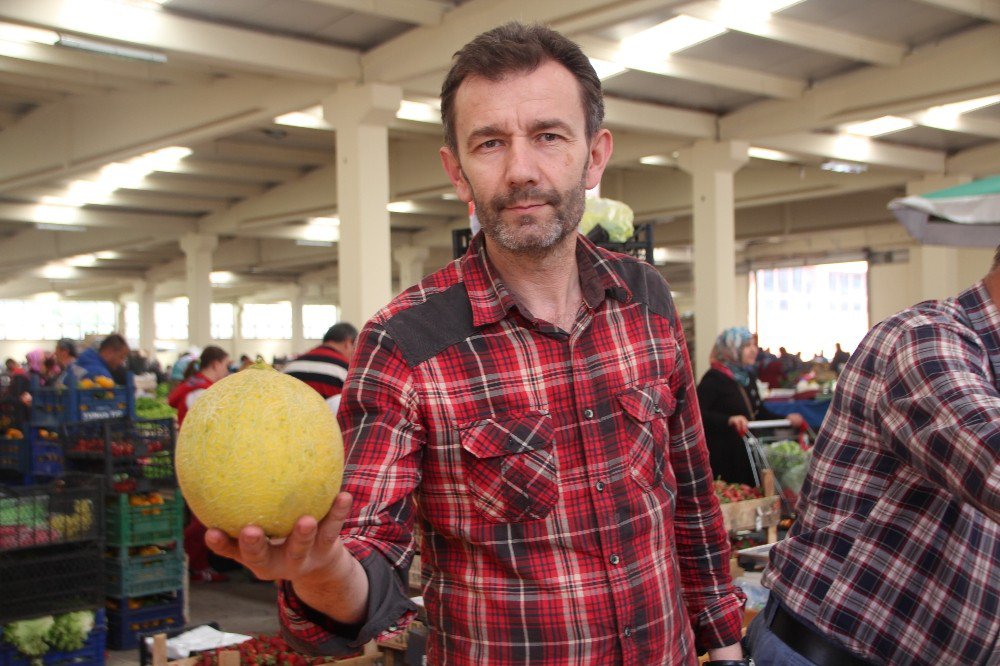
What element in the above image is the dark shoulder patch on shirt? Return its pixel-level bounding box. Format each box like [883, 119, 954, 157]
[382, 283, 476, 367]
[608, 258, 677, 323]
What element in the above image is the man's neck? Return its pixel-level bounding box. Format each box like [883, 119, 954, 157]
[324, 341, 348, 356]
[486, 234, 583, 331]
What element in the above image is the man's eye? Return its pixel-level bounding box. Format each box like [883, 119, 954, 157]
[539, 133, 560, 142]
[480, 139, 501, 149]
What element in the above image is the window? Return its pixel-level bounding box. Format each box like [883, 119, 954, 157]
[124, 302, 139, 342]
[0, 299, 116, 340]
[752, 261, 869, 359]
[303, 304, 340, 340]
[156, 300, 188, 340]
[211, 303, 234, 340]
[242, 303, 292, 339]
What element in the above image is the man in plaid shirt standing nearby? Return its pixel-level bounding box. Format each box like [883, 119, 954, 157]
[748, 249, 1000, 665]
[207, 22, 750, 665]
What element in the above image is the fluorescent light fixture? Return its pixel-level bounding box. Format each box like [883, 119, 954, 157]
[441, 192, 459, 201]
[832, 133, 873, 162]
[841, 116, 914, 137]
[274, 107, 328, 129]
[621, 16, 726, 59]
[33, 202, 80, 225]
[589, 58, 626, 80]
[748, 147, 797, 162]
[639, 155, 674, 167]
[296, 239, 335, 247]
[308, 216, 340, 227]
[921, 94, 1000, 128]
[68, 254, 98, 268]
[0, 21, 59, 45]
[303, 217, 340, 243]
[210, 271, 235, 285]
[36, 222, 87, 232]
[133, 145, 191, 170]
[387, 201, 417, 213]
[95, 251, 118, 260]
[396, 101, 441, 124]
[41, 264, 74, 280]
[820, 160, 868, 174]
[57, 34, 167, 63]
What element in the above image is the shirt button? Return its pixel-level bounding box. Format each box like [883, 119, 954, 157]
[583, 408, 594, 419]
[595, 481, 606, 492]
[609, 554, 620, 565]
[624, 626, 632, 638]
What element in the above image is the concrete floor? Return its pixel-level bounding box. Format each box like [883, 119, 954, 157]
[106, 570, 280, 665]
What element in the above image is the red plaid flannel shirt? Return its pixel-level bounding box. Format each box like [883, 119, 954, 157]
[280, 234, 745, 665]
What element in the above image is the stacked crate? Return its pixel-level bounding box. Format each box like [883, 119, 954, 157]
[0, 473, 107, 665]
[59, 417, 186, 650]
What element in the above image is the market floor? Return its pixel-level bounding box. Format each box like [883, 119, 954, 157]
[106, 570, 280, 665]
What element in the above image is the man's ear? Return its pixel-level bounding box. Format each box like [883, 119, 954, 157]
[584, 129, 614, 191]
[440, 146, 473, 203]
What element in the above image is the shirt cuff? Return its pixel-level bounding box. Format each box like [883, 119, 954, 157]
[278, 551, 419, 657]
[692, 588, 747, 654]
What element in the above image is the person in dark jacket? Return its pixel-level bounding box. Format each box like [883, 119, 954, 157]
[75, 333, 130, 384]
[697, 327, 803, 486]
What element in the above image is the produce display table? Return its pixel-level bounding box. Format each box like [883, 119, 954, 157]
[764, 398, 831, 431]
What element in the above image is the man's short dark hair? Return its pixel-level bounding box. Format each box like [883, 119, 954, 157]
[99, 333, 129, 352]
[323, 322, 358, 344]
[56, 338, 78, 358]
[440, 22, 604, 153]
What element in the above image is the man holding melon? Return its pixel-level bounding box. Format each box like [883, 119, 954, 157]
[203, 22, 747, 666]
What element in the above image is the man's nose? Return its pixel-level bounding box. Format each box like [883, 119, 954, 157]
[504, 137, 539, 187]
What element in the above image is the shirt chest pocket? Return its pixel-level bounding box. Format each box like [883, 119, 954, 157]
[617, 382, 677, 492]
[459, 412, 558, 523]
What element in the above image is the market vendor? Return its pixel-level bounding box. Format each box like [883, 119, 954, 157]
[74, 333, 130, 384]
[697, 327, 804, 486]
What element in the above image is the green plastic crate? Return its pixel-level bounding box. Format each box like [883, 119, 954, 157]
[105, 546, 184, 598]
[105, 492, 183, 547]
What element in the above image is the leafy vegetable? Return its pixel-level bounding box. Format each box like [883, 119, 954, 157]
[46, 610, 95, 652]
[764, 439, 812, 494]
[2, 616, 55, 660]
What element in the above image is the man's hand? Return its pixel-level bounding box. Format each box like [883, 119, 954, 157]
[728, 415, 749, 436]
[205, 491, 369, 624]
[786, 412, 805, 430]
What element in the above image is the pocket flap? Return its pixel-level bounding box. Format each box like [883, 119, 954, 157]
[617, 383, 676, 422]
[460, 412, 554, 459]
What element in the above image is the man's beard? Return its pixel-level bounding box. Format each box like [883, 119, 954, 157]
[471, 167, 588, 259]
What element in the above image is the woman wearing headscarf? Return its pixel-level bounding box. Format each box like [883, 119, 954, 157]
[696, 327, 804, 486]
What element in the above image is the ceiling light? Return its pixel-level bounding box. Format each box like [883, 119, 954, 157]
[748, 147, 797, 162]
[396, 101, 440, 124]
[210, 271, 235, 285]
[841, 116, 915, 137]
[387, 201, 417, 213]
[832, 134, 873, 162]
[33, 203, 80, 225]
[95, 251, 118, 260]
[302, 223, 340, 243]
[308, 216, 340, 227]
[0, 21, 59, 45]
[57, 34, 167, 63]
[921, 94, 1000, 128]
[134, 146, 191, 170]
[296, 239, 335, 247]
[639, 155, 674, 167]
[36, 222, 87, 232]
[68, 254, 98, 267]
[620, 16, 726, 59]
[274, 108, 329, 129]
[589, 58, 626, 80]
[441, 192, 459, 201]
[821, 160, 868, 174]
[41, 264, 75, 280]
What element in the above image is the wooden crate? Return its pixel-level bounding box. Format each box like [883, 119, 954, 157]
[718, 470, 780, 542]
[148, 634, 381, 666]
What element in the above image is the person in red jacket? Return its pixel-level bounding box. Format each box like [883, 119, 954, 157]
[168, 345, 231, 583]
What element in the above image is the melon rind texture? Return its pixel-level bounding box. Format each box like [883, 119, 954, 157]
[176, 365, 344, 538]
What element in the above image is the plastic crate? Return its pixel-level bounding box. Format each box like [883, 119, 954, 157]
[105, 546, 184, 599]
[105, 492, 183, 547]
[0, 541, 104, 625]
[31, 375, 134, 427]
[0, 428, 64, 484]
[0, 474, 103, 551]
[0, 609, 106, 666]
[106, 593, 183, 651]
[62, 418, 176, 495]
[586, 223, 654, 264]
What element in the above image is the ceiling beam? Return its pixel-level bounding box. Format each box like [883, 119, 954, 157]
[0, 226, 162, 272]
[905, 111, 1000, 139]
[0, 0, 361, 81]
[947, 140, 1000, 176]
[575, 34, 806, 99]
[676, 1, 906, 66]
[203, 140, 333, 167]
[0, 75, 329, 192]
[0, 201, 197, 232]
[720, 24, 1000, 140]
[306, 0, 450, 26]
[163, 159, 303, 184]
[10, 187, 229, 214]
[754, 132, 946, 172]
[909, 0, 1000, 21]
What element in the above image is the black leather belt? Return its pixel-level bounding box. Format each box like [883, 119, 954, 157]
[769, 604, 873, 666]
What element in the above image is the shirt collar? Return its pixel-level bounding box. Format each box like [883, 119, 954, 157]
[460, 231, 633, 328]
[958, 280, 1000, 381]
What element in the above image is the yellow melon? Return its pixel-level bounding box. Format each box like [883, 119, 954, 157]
[176, 361, 344, 538]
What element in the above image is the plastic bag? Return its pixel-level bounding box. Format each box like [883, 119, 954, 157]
[579, 197, 635, 243]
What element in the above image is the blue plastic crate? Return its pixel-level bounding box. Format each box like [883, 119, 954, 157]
[0, 608, 106, 666]
[62, 418, 175, 495]
[31, 376, 134, 427]
[105, 547, 184, 599]
[106, 593, 183, 651]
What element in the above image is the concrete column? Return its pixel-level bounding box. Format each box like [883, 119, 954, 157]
[677, 140, 749, 378]
[179, 233, 217, 349]
[393, 245, 430, 293]
[906, 175, 971, 301]
[116, 296, 127, 335]
[323, 82, 402, 325]
[289, 285, 305, 354]
[134, 279, 156, 357]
